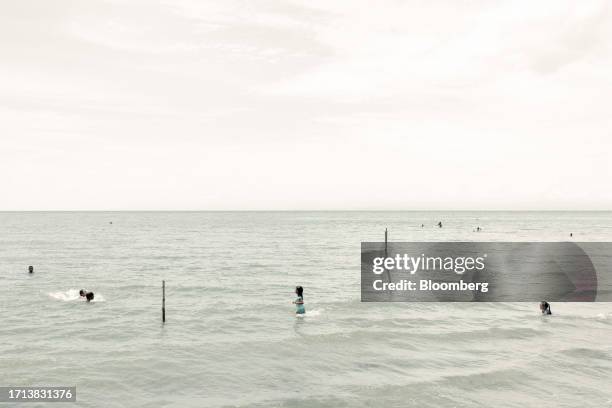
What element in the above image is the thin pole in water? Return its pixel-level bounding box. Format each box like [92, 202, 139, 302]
[162, 280, 166, 323]
[384, 228, 390, 281]
[384, 228, 388, 257]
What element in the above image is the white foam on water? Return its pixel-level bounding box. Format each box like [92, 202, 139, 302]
[48, 289, 80, 301]
[48, 289, 105, 302]
[296, 309, 322, 318]
[306, 309, 322, 316]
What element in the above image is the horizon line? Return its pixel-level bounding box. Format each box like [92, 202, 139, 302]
[1, 209, 611, 212]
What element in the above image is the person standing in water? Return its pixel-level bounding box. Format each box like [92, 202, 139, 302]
[293, 286, 305, 315]
[79, 289, 94, 302]
[539, 301, 551, 315]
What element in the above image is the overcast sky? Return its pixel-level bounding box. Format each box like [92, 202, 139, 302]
[2, 0, 611, 210]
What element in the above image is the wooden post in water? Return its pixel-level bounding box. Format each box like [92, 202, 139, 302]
[162, 280, 166, 323]
[384, 228, 388, 257]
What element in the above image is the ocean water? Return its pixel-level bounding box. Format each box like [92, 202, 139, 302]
[1, 211, 611, 408]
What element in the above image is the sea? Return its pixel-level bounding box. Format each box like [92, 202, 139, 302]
[1, 211, 611, 407]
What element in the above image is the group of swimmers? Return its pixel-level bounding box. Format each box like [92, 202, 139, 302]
[28, 265, 549, 315]
[79, 289, 95, 302]
[420, 222, 483, 231]
[420, 222, 444, 228]
[28, 265, 95, 302]
[293, 285, 552, 316]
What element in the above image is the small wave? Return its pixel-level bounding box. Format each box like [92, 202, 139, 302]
[560, 347, 612, 360]
[48, 289, 105, 302]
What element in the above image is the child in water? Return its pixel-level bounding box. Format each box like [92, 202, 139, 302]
[293, 286, 305, 315]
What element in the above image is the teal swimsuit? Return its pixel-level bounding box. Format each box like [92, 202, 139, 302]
[295, 296, 305, 314]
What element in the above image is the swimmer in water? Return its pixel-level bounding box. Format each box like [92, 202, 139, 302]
[539, 301, 552, 315]
[437, 221, 443, 228]
[79, 289, 94, 302]
[293, 286, 305, 315]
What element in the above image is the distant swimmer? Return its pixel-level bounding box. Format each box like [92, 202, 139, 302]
[293, 286, 305, 315]
[421, 224, 424, 228]
[28, 265, 33, 274]
[476, 226, 481, 232]
[570, 233, 573, 237]
[539, 301, 552, 315]
[437, 221, 443, 228]
[79, 289, 94, 302]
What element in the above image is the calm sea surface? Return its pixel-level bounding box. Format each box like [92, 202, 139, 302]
[1, 212, 611, 407]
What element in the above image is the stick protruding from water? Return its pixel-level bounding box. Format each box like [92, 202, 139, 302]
[162, 280, 166, 323]
[384, 228, 388, 257]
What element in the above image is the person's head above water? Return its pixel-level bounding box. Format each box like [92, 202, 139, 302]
[79, 289, 94, 302]
[295, 286, 303, 298]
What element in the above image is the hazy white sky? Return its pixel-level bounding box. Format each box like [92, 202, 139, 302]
[2, 0, 611, 210]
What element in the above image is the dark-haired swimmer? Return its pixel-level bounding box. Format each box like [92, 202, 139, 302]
[80, 289, 94, 302]
[539, 301, 551, 315]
